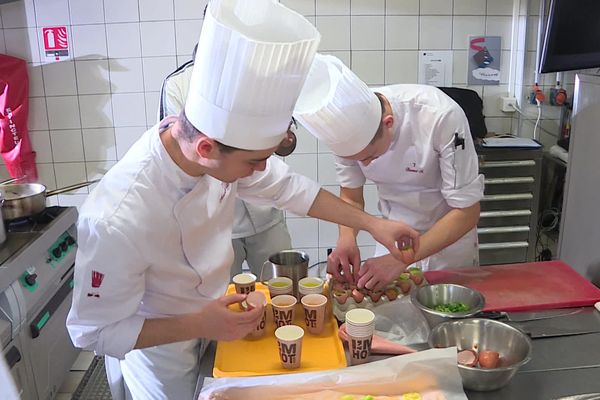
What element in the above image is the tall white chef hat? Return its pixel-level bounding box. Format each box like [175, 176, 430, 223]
[184, 0, 320, 150]
[294, 54, 381, 157]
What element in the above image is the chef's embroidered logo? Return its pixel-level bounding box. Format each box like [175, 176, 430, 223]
[405, 162, 424, 173]
[87, 270, 104, 298]
[219, 183, 230, 202]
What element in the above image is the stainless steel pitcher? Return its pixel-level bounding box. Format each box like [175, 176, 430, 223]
[261, 250, 309, 298]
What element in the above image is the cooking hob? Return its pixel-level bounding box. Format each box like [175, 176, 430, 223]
[0, 205, 80, 400]
[0, 207, 72, 266]
[0, 206, 78, 294]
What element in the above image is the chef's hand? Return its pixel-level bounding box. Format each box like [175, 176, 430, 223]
[327, 237, 361, 283]
[357, 254, 407, 291]
[197, 294, 264, 341]
[368, 219, 419, 265]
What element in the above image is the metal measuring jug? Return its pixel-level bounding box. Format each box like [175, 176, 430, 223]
[261, 250, 309, 299]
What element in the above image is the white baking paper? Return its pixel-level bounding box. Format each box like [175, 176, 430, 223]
[199, 348, 467, 400]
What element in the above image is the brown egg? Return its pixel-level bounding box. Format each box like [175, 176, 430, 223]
[395, 273, 412, 294]
[384, 287, 399, 301]
[333, 289, 349, 304]
[332, 280, 346, 292]
[478, 350, 500, 369]
[408, 270, 424, 285]
[351, 288, 364, 303]
[368, 290, 384, 303]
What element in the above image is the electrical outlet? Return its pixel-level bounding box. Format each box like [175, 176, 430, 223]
[500, 96, 517, 112]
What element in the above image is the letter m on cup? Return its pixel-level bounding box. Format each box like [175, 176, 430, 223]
[282, 343, 296, 355]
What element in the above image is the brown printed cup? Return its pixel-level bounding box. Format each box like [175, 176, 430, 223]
[298, 277, 324, 299]
[248, 307, 267, 339]
[271, 294, 297, 328]
[275, 325, 304, 369]
[348, 333, 373, 365]
[300, 293, 328, 335]
[267, 277, 294, 298]
[246, 291, 267, 339]
[345, 308, 375, 365]
[232, 273, 257, 295]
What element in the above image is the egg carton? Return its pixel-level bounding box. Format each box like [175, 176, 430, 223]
[329, 278, 428, 322]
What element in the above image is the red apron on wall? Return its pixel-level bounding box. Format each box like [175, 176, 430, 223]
[0, 54, 37, 182]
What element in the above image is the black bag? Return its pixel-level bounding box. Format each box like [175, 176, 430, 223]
[438, 87, 487, 139]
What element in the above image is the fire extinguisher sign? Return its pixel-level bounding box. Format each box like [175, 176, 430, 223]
[42, 26, 69, 60]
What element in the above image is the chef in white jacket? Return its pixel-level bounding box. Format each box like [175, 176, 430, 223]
[66, 3, 418, 400]
[295, 54, 484, 290]
[158, 53, 293, 279]
[0, 354, 19, 400]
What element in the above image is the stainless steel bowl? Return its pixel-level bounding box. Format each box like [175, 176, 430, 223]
[411, 284, 485, 328]
[429, 318, 532, 391]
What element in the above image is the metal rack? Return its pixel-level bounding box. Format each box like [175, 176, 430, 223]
[476, 146, 543, 265]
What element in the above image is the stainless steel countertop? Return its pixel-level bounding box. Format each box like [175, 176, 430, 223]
[199, 307, 600, 399]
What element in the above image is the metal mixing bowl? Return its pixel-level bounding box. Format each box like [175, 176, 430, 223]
[411, 284, 485, 328]
[429, 318, 533, 391]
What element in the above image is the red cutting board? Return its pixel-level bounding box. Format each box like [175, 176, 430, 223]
[424, 261, 600, 312]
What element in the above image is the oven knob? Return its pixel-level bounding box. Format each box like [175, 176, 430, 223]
[25, 273, 38, 286]
[65, 236, 76, 246]
[60, 241, 68, 251]
[52, 247, 62, 258]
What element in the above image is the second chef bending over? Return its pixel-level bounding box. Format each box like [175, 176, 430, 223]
[295, 54, 484, 290]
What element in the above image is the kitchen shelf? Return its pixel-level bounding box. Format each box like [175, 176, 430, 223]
[476, 146, 543, 265]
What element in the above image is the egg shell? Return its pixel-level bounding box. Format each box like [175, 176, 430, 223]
[246, 291, 266, 310]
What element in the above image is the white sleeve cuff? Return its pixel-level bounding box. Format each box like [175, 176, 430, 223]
[96, 315, 146, 359]
[443, 174, 484, 209]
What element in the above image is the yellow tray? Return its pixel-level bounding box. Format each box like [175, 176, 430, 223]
[213, 283, 347, 378]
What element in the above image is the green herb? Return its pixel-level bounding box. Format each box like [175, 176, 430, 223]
[432, 302, 470, 313]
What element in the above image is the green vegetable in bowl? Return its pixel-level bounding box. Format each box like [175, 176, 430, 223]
[432, 302, 470, 313]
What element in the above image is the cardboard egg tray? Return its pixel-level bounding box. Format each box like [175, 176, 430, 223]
[329, 276, 427, 322]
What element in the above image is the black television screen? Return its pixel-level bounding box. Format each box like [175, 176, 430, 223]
[540, 0, 600, 73]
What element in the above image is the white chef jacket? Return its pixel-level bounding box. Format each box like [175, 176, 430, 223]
[66, 124, 320, 398]
[335, 84, 484, 270]
[0, 354, 19, 400]
[159, 62, 285, 239]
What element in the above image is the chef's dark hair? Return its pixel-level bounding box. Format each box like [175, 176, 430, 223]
[177, 111, 241, 153]
[177, 111, 296, 154]
[370, 92, 391, 144]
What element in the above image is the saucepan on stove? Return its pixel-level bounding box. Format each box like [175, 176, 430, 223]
[0, 180, 99, 221]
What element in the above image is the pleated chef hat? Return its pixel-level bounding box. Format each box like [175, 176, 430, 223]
[294, 54, 381, 157]
[184, 0, 320, 150]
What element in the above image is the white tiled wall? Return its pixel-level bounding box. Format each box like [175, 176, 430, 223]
[0, 0, 550, 263]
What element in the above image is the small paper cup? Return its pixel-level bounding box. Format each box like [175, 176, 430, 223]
[347, 333, 373, 365]
[271, 294, 297, 328]
[345, 308, 375, 365]
[232, 273, 257, 295]
[298, 277, 324, 299]
[300, 293, 328, 335]
[246, 291, 267, 339]
[267, 277, 294, 297]
[345, 308, 375, 336]
[275, 325, 304, 369]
